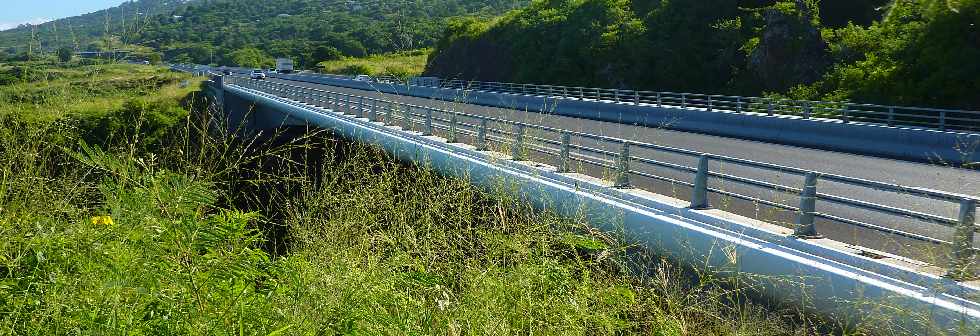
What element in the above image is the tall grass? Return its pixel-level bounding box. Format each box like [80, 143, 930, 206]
[1, 61, 935, 335]
[318, 49, 430, 79]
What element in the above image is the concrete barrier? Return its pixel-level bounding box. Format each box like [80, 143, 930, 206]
[222, 83, 980, 334]
[276, 73, 979, 165]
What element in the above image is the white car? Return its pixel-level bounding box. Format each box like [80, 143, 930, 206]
[268, 68, 279, 74]
[250, 70, 267, 80]
[354, 75, 372, 82]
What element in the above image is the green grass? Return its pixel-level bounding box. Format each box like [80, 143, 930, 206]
[0, 61, 960, 335]
[318, 49, 430, 78]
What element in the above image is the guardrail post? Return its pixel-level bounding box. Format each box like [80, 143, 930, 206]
[657, 92, 662, 107]
[476, 119, 489, 151]
[512, 124, 526, 160]
[634, 91, 640, 105]
[448, 111, 458, 143]
[690, 155, 710, 209]
[681, 93, 687, 108]
[793, 172, 822, 238]
[887, 107, 895, 126]
[768, 99, 775, 116]
[707, 96, 713, 112]
[614, 142, 631, 188]
[402, 106, 411, 130]
[355, 97, 363, 117]
[736, 97, 742, 113]
[422, 108, 433, 135]
[558, 132, 571, 173]
[803, 102, 812, 119]
[939, 111, 947, 131]
[947, 199, 976, 280]
[580, 87, 585, 100]
[841, 107, 849, 123]
[371, 100, 379, 121]
[614, 89, 620, 103]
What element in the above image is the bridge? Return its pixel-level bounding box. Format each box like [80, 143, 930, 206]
[178, 64, 980, 332]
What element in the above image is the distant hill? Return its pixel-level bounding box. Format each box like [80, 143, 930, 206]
[0, 0, 194, 54]
[0, 0, 528, 68]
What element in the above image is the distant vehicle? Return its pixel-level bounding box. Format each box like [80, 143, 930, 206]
[250, 69, 267, 80]
[354, 75, 372, 82]
[268, 68, 278, 74]
[141, 60, 150, 65]
[222, 69, 233, 75]
[276, 58, 294, 73]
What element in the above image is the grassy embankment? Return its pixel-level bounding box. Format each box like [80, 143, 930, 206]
[1, 61, 945, 335]
[317, 49, 429, 78]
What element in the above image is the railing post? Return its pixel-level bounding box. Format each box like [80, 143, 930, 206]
[476, 119, 489, 151]
[580, 87, 585, 100]
[512, 124, 525, 160]
[840, 106, 849, 123]
[793, 172, 822, 238]
[690, 155, 710, 209]
[634, 91, 640, 105]
[736, 97, 742, 114]
[356, 96, 365, 114]
[939, 111, 947, 131]
[887, 107, 895, 126]
[681, 93, 687, 108]
[371, 99, 379, 121]
[424, 108, 434, 136]
[657, 92, 662, 107]
[557, 131, 571, 173]
[767, 99, 774, 116]
[614, 142, 631, 188]
[614, 89, 620, 103]
[803, 102, 811, 119]
[358, 97, 365, 117]
[402, 105, 411, 130]
[947, 199, 976, 280]
[447, 111, 458, 143]
[707, 96, 713, 112]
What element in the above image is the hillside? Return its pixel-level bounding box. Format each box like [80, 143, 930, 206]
[425, 0, 979, 110]
[0, 0, 527, 68]
[0, 0, 193, 56]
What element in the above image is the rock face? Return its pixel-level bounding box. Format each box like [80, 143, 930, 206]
[748, 0, 831, 91]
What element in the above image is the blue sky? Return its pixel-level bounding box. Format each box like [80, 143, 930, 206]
[0, 0, 127, 31]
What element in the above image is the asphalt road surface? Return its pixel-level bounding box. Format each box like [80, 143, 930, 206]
[253, 76, 980, 263]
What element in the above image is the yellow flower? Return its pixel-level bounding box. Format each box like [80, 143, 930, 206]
[91, 215, 114, 226]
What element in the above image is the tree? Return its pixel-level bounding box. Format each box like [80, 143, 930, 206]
[230, 47, 273, 68]
[57, 47, 73, 63]
[312, 45, 343, 62]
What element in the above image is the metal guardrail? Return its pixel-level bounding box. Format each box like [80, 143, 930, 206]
[170, 64, 980, 133]
[224, 76, 979, 279]
[372, 75, 980, 133]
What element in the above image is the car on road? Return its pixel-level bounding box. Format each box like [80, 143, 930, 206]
[250, 69, 267, 80]
[354, 74, 372, 82]
[268, 68, 278, 74]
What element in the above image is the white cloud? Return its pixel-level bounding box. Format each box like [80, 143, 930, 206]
[0, 17, 53, 31]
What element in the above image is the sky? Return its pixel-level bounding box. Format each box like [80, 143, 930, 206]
[0, 0, 127, 31]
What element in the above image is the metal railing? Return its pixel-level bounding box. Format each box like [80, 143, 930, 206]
[226, 76, 979, 280]
[355, 75, 980, 133]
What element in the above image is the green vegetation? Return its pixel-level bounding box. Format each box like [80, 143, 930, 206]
[318, 49, 431, 78]
[427, 0, 980, 110]
[0, 0, 529, 69]
[0, 61, 860, 334]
